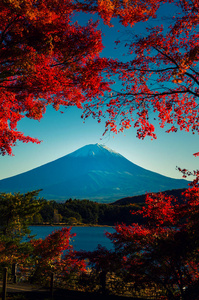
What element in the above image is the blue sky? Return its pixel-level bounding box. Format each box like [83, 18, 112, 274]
[0, 4, 198, 182]
[0, 105, 197, 181]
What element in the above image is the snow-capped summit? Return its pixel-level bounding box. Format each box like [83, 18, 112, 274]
[0, 144, 188, 202]
[69, 143, 122, 158]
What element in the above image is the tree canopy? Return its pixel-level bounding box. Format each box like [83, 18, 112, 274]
[81, 0, 199, 151]
[0, 0, 198, 155]
[0, 190, 43, 237]
[0, 0, 110, 155]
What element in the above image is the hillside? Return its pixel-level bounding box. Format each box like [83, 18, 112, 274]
[112, 188, 187, 205]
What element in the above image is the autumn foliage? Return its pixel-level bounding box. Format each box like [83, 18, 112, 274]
[81, 0, 199, 144]
[104, 185, 199, 299]
[0, 0, 198, 155]
[29, 227, 86, 285]
[0, 226, 86, 286]
[0, 0, 111, 155]
[0, 1, 199, 294]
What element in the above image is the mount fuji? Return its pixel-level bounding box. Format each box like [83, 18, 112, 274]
[0, 144, 188, 202]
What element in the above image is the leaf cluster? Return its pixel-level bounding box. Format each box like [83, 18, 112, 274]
[0, 0, 111, 155]
[105, 186, 199, 299]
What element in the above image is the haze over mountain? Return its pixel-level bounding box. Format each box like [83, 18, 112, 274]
[0, 144, 188, 202]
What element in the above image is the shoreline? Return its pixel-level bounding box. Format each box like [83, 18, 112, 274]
[30, 223, 114, 228]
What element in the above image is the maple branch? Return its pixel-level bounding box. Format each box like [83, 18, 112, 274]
[113, 88, 195, 99]
[190, 67, 199, 76]
[126, 66, 177, 73]
[185, 71, 199, 87]
[186, 88, 199, 98]
[153, 47, 179, 68]
[153, 47, 199, 89]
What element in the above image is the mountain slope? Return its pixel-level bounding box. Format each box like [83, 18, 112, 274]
[0, 144, 188, 202]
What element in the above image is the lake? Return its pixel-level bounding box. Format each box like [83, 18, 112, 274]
[29, 226, 115, 251]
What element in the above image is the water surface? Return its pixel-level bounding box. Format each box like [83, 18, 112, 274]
[29, 226, 115, 251]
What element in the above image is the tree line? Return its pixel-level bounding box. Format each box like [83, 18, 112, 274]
[35, 189, 186, 226]
[34, 198, 144, 226]
[0, 189, 186, 227]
